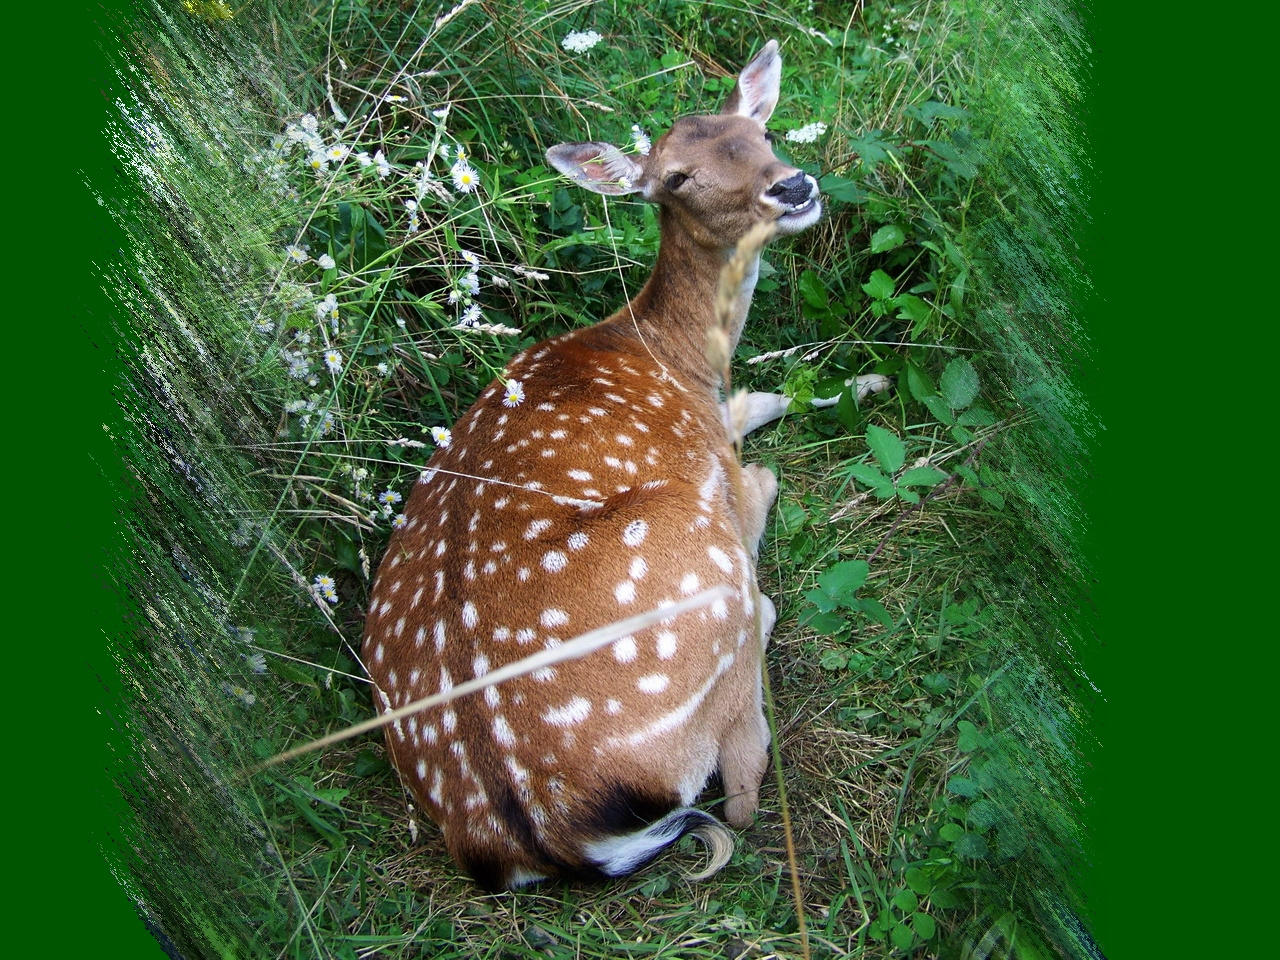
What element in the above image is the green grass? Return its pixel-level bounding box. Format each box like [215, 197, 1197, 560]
[96, 1, 1100, 957]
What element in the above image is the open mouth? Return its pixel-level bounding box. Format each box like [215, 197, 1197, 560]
[777, 195, 821, 224]
[784, 197, 817, 216]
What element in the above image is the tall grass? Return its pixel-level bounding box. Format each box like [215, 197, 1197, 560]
[93, 1, 1100, 957]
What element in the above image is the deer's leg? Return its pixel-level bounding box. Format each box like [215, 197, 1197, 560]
[720, 591, 777, 827]
[722, 392, 790, 442]
[736, 462, 778, 550]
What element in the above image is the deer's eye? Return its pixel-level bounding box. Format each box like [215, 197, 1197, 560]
[664, 172, 690, 191]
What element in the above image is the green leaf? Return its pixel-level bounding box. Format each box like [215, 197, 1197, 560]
[892, 293, 931, 323]
[968, 799, 1000, 830]
[956, 720, 981, 752]
[818, 173, 868, 204]
[957, 405, 996, 427]
[912, 912, 937, 940]
[905, 361, 936, 401]
[865, 424, 905, 474]
[892, 889, 919, 913]
[979, 487, 1006, 509]
[920, 394, 954, 425]
[352, 748, 388, 777]
[947, 776, 981, 798]
[803, 587, 837, 614]
[819, 649, 849, 670]
[939, 357, 980, 410]
[857, 597, 894, 629]
[801, 608, 847, 636]
[870, 224, 905, 253]
[904, 867, 931, 895]
[861, 268, 895, 300]
[849, 130, 893, 171]
[899, 466, 948, 488]
[798, 269, 829, 309]
[846, 461, 892, 491]
[817, 560, 870, 604]
[954, 832, 990, 859]
[938, 822, 964, 842]
[998, 824, 1028, 859]
[890, 921, 915, 951]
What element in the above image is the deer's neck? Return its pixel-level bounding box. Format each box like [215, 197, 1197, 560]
[610, 211, 761, 392]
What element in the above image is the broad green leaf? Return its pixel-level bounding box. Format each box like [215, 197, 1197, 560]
[803, 587, 835, 614]
[812, 375, 849, 402]
[956, 720, 981, 751]
[940, 357, 980, 409]
[906, 361, 936, 400]
[968, 799, 999, 830]
[979, 487, 1006, 509]
[899, 466, 948, 488]
[845, 461, 892, 490]
[870, 223, 905, 253]
[891, 921, 915, 951]
[938, 822, 964, 842]
[857, 597, 893, 629]
[861, 268, 895, 301]
[946, 776, 981, 798]
[818, 173, 868, 204]
[802, 609, 847, 636]
[998, 824, 1028, 858]
[865, 424, 905, 474]
[892, 293, 931, 323]
[957, 405, 996, 427]
[818, 560, 870, 603]
[904, 867, 931, 895]
[892, 889, 919, 913]
[912, 912, 937, 940]
[954, 832, 990, 859]
[819, 649, 849, 670]
[920, 394, 954, 425]
[848, 130, 893, 171]
[798, 269, 829, 309]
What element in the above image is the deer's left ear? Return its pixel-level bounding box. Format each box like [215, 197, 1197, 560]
[721, 39, 781, 127]
[546, 142, 644, 196]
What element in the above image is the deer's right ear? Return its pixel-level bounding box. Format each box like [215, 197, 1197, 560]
[546, 142, 644, 196]
[721, 39, 782, 127]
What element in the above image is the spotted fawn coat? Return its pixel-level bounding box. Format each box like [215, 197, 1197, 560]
[361, 40, 822, 890]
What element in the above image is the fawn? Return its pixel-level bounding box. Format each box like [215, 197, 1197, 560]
[362, 39, 825, 890]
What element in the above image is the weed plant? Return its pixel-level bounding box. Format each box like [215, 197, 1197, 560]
[97, 1, 1099, 957]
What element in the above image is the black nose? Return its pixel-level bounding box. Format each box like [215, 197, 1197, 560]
[766, 172, 813, 206]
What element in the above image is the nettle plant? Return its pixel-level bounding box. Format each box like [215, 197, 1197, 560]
[247, 105, 560, 610]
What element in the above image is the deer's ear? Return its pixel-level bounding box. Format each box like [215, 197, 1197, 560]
[546, 142, 644, 196]
[721, 39, 781, 127]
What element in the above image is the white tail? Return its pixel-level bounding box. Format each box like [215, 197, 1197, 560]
[362, 39, 822, 890]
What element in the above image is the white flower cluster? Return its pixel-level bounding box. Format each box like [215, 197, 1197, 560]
[785, 121, 829, 144]
[562, 30, 603, 53]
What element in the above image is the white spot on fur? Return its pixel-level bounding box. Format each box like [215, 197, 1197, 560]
[707, 545, 733, 573]
[543, 550, 568, 572]
[543, 697, 591, 727]
[637, 674, 669, 694]
[622, 519, 648, 546]
[613, 635, 637, 662]
[615, 580, 636, 604]
[541, 608, 569, 628]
